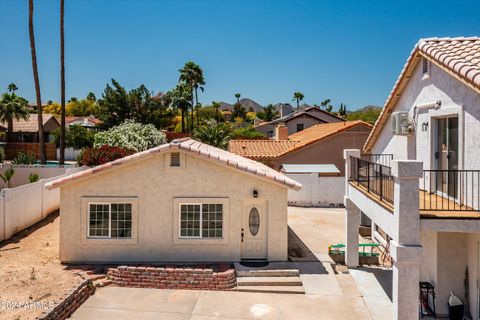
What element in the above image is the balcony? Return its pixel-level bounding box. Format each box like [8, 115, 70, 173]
[349, 155, 480, 218]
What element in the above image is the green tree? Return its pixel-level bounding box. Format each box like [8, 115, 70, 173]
[179, 61, 205, 129]
[193, 120, 232, 149]
[63, 125, 95, 149]
[338, 103, 347, 116]
[0, 85, 30, 142]
[256, 104, 278, 121]
[292, 92, 304, 109]
[29, 0, 46, 164]
[97, 79, 130, 127]
[235, 93, 241, 104]
[211, 101, 221, 121]
[7, 83, 18, 93]
[168, 83, 192, 133]
[320, 99, 334, 112]
[232, 126, 266, 139]
[86, 92, 96, 101]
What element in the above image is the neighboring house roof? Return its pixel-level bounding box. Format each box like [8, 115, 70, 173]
[280, 164, 340, 174]
[269, 106, 344, 124]
[230, 121, 372, 158]
[2, 114, 60, 132]
[46, 138, 302, 191]
[65, 116, 101, 126]
[364, 36, 480, 152]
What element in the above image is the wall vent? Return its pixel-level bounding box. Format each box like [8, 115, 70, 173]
[170, 153, 180, 167]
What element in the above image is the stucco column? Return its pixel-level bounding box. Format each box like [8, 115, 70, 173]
[344, 197, 360, 268]
[343, 149, 361, 197]
[391, 160, 423, 320]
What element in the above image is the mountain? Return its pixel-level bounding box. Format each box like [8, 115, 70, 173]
[239, 98, 264, 113]
[346, 105, 382, 124]
[273, 103, 294, 117]
[218, 102, 233, 111]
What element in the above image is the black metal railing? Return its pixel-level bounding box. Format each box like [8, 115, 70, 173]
[350, 157, 394, 205]
[421, 170, 480, 211]
[361, 153, 394, 167]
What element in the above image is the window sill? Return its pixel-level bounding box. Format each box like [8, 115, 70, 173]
[174, 237, 228, 245]
[82, 237, 138, 245]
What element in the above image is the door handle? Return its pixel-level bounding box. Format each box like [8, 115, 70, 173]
[241, 228, 244, 242]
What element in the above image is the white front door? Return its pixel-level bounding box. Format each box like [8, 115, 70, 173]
[241, 202, 267, 259]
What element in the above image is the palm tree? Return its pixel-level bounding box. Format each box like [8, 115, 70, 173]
[59, 0, 65, 165]
[0, 87, 30, 142]
[169, 84, 191, 133]
[29, 0, 46, 164]
[7, 83, 18, 93]
[292, 92, 304, 110]
[179, 61, 204, 130]
[0, 168, 15, 188]
[193, 120, 232, 149]
[211, 101, 221, 121]
[235, 93, 241, 105]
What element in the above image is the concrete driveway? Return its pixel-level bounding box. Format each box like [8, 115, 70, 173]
[72, 286, 373, 320]
[72, 207, 391, 320]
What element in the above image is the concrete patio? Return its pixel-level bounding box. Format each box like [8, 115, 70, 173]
[72, 207, 392, 319]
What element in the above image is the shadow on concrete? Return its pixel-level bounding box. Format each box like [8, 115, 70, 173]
[0, 210, 59, 249]
[288, 226, 318, 262]
[361, 266, 393, 302]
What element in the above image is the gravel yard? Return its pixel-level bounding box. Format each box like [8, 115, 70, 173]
[0, 212, 82, 320]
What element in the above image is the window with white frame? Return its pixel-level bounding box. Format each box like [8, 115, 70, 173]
[180, 203, 223, 238]
[88, 203, 132, 238]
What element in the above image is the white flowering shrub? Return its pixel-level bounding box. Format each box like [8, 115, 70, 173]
[94, 120, 166, 152]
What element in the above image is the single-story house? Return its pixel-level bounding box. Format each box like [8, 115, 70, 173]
[46, 138, 301, 263]
[1, 114, 59, 143]
[65, 116, 101, 130]
[229, 120, 372, 174]
[255, 106, 345, 138]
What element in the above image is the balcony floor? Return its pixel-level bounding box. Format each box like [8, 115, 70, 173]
[349, 182, 480, 219]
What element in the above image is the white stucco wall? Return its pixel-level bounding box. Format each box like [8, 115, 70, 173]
[286, 174, 343, 206]
[371, 61, 480, 173]
[0, 166, 69, 188]
[59, 151, 289, 263]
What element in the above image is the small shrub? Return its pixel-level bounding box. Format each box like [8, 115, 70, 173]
[77, 145, 134, 166]
[29, 172, 40, 183]
[12, 152, 37, 165]
[0, 168, 15, 188]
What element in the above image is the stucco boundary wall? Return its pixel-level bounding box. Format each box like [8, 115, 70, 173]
[0, 166, 85, 241]
[107, 266, 237, 290]
[0, 165, 76, 188]
[37, 280, 95, 320]
[287, 175, 344, 207]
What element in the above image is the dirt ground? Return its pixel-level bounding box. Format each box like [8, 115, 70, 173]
[0, 212, 82, 320]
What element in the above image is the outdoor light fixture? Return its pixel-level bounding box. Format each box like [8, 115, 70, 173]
[422, 121, 429, 132]
[253, 190, 258, 198]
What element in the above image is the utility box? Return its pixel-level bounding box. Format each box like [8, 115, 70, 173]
[391, 111, 411, 135]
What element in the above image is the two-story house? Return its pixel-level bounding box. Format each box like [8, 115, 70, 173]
[344, 37, 480, 320]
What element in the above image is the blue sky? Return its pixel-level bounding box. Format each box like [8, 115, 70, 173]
[0, 0, 479, 110]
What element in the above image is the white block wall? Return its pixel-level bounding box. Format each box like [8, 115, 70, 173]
[286, 173, 344, 207]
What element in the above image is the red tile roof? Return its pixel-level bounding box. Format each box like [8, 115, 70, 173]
[45, 138, 301, 190]
[229, 121, 372, 158]
[365, 37, 480, 151]
[1, 114, 59, 132]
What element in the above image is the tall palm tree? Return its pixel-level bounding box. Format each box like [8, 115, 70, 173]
[59, 0, 66, 164]
[170, 83, 191, 133]
[29, 0, 46, 164]
[179, 61, 204, 131]
[7, 83, 18, 93]
[0, 87, 30, 142]
[235, 93, 241, 105]
[211, 101, 221, 121]
[292, 92, 304, 110]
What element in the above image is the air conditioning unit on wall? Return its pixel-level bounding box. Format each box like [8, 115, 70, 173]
[391, 111, 414, 135]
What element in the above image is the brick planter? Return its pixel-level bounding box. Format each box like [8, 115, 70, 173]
[107, 265, 236, 290]
[37, 280, 95, 320]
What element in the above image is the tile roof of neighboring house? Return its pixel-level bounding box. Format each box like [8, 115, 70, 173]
[269, 106, 344, 124]
[46, 138, 302, 191]
[364, 36, 480, 151]
[1, 114, 59, 132]
[65, 116, 101, 125]
[230, 121, 372, 158]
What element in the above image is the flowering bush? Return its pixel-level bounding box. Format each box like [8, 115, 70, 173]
[77, 145, 134, 166]
[94, 120, 166, 152]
